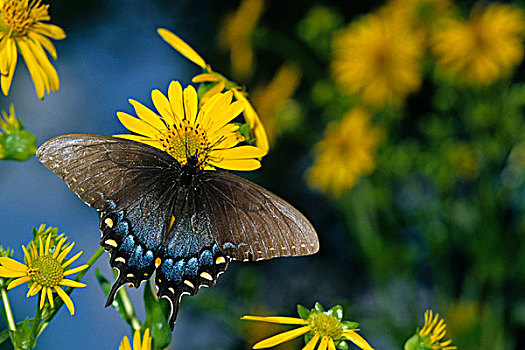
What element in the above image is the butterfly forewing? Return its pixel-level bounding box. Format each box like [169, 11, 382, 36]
[200, 171, 319, 261]
[37, 134, 181, 302]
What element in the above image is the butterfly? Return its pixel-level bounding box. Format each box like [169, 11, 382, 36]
[36, 134, 319, 329]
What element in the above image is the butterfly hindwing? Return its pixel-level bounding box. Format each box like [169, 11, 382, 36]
[37, 134, 181, 304]
[155, 187, 231, 328]
[200, 171, 319, 261]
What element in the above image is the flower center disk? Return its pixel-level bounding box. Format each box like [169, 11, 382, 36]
[28, 255, 64, 287]
[0, 0, 49, 36]
[308, 313, 344, 339]
[159, 122, 209, 167]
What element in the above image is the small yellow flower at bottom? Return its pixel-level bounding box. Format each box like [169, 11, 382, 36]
[242, 303, 374, 350]
[404, 310, 457, 350]
[0, 234, 88, 315]
[119, 329, 152, 350]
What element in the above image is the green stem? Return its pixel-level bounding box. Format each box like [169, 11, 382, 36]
[37, 247, 105, 336]
[0, 283, 16, 332]
[112, 269, 141, 330]
[29, 295, 43, 348]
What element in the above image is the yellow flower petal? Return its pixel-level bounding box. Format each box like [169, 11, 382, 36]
[27, 282, 40, 297]
[0, 257, 29, 272]
[59, 278, 87, 288]
[210, 145, 267, 160]
[113, 134, 163, 149]
[61, 251, 83, 268]
[344, 330, 374, 350]
[157, 28, 207, 69]
[302, 333, 320, 350]
[133, 329, 141, 349]
[241, 316, 309, 325]
[232, 89, 269, 152]
[168, 81, 185, 125]
[57, 242, 74, 263]
[253, 326, 311, 349]
[208, 99, 245, 135]
[47, 286, 54, 308]
[52, 238, 66, 259]
[33, 23, 66, 40]
[7, 276, 31, 289]
[17, 39, 47, 98]
[119, 336, 131, 350]
[0, 38, 17, 96]
[192, 73, 221, 83]
[328, 337, 337, 350]
[129, 99, 167, 131]
[54, 286, 75, 315]
[208, 158, 261, 171]
[39, 286, 47, 309]
[183, 85, 198, 124]
[151, 89, 176, 126]
[318, 336, 329, 350]
[117, 112, 160, 139]
[200, 81, 226, 106]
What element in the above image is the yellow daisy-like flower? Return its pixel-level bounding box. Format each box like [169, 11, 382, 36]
[307, 108, 383, 197]
[0, 0, 66, 98]
[157, 28, 269, 153]
[332, 13, 423, 107]
[432, 3, 525, 86]
[119, 329, 152, 350]
[242, 304, 374, 350]
[0, 234, 88, 315]
[405, 310, 457, 350]
[115, 81, 266, 171]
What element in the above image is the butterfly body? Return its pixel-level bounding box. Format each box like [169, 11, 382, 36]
[37, 134, 318, 329]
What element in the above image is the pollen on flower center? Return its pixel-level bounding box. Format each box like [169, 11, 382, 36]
[28, 255, 64, 287]
[308, 313, 344, 339]
[0, 0, 49, 36]
[159, 122, 209, 166]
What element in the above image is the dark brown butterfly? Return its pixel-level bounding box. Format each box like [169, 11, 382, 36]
[37, 134, 318, 328]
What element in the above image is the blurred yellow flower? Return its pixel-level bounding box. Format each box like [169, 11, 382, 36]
[432, 3, 525, 86]
[115, 81, 266, 171]
[251, 63, 301, 146]
[119, 329, 151, 350]
[219, 0, 264, 79]
[0, 234, 88, 315]
[332, 13, 423, 107]
[158, 28, 269, 153]
[0, 0, 65, 98]
[308, 108, 383, 197]
[405, 310, 457, 350]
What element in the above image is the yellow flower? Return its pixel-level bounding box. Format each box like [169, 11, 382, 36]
[242, 303, 374, 350]
[332, 13, 423, 107]
[119, 329, 152, 350]
[0, 0, 65, 98]
[0, 233, 88, 315]
[405, 310, 457, 350]
[308, 108, 383, 197]
[114, 81, 266, 171]
[219, 0, 264, 79]
[432, 3, 525, 86]
[157, 28, 269, 153]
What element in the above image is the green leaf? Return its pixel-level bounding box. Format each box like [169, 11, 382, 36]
[11, 317, 32, 350]
[238, 123, 254, 145]
[342, 320, 359, 329]
[0, 129, 37, 161]
[314, 302, 324, 313]
[143, 280, 171, 349]
[327, 305, 343, 320]
[297, 304, 311, 320]
[95, 268, 133, 325]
